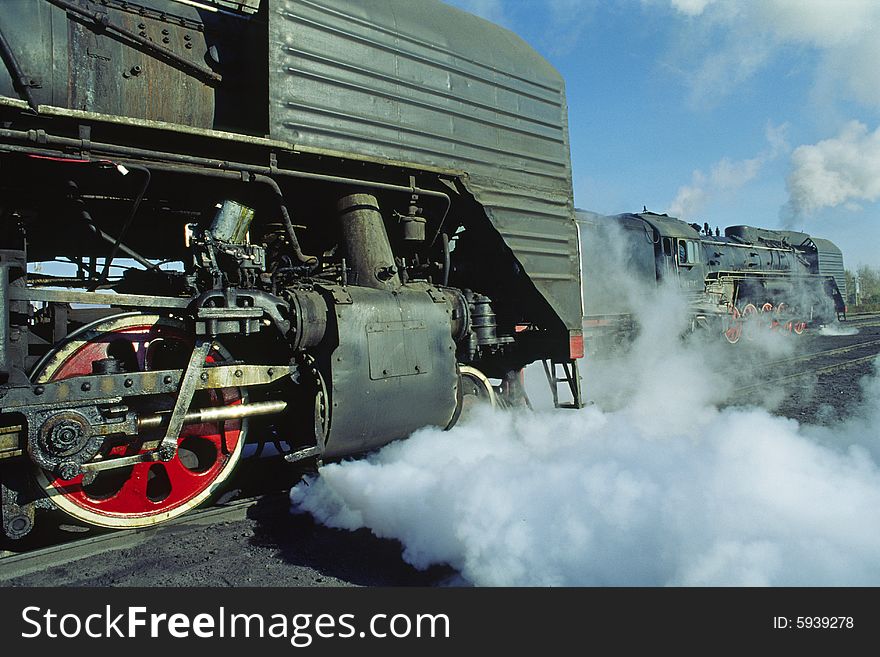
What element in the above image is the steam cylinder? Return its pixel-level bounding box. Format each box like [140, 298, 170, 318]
[337, 193, 401, 291]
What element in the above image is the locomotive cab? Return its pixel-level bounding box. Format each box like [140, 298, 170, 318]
[637, 212, 706, 293]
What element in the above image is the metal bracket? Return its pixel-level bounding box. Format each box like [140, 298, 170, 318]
[47, 0, 222, 84]
[316, 284, 353, 305]
[425, 286, 448, 304]
[78, 124, 91, 160]
[155, 339, 212, 461]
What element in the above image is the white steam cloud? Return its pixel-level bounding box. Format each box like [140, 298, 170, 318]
[785, 121, 880, 219]
[292, 398, 880, 585]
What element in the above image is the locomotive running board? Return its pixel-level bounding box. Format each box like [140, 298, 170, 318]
[541, 359, 585, 409]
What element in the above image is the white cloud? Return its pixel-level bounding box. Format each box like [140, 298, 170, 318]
[785, 121, 880, 218]
[544, 0, 597, 55]
[669, 0, 715, 17]
[664, 0, 880, 109]
[669, 122, 789, 219]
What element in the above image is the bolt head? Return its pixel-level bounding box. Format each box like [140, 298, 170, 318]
[57, 462, 81, 481]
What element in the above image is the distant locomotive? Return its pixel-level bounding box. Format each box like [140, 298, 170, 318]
[578, 210, 846, 348]
[0, 0, 584, 539]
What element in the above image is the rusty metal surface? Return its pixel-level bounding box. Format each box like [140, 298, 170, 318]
[0, 0, 274, 131]
[269, 0, 582, 330]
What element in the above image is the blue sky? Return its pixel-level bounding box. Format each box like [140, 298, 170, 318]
[443, 0, 880, 269]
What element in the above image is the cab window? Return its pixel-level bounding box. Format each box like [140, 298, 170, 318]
[678, 240, 699, 265]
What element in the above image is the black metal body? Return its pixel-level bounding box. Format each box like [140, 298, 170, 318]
[0, 0, 584, 538]
[577, 210, 847, 352]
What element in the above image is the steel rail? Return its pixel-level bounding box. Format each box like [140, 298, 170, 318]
[734, 352, 880, 397]
[761, 338, 880, 370]
[0, 493, 287, 580]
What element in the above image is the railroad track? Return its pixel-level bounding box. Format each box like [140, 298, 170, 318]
[734, 338, 880, 398]
[763, 338, 880, 370]
[0, 492, 288, 582]
[840, 313, 880, 328]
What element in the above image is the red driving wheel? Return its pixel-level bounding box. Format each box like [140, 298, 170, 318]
[722, 306, 743, 344]
[31, 314, 246, 528]
[741, 303, 758, 340]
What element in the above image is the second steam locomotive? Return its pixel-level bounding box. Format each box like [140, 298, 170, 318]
[578, 210, 846, 349]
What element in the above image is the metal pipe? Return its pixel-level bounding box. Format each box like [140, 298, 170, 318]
[0, 128, 452, 225]
[69, 177, 159, 272]
[441, 232, 451, 287]
[251, 174, 317, 267]
[0, 26, 37, 111]
[95, 164, 151, 286]
[337, 192, 400, 290]
[84, 221, 157, 270]
[137, 399, 288, 431]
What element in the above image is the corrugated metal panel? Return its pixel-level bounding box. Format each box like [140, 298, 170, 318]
[639, 213, 701, 240]
[812, 238, 846, 299]
[268, 0, 581, 329]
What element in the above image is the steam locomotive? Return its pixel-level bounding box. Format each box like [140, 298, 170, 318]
[578, 210, 846, 349]
[0, 0, 585, 540]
